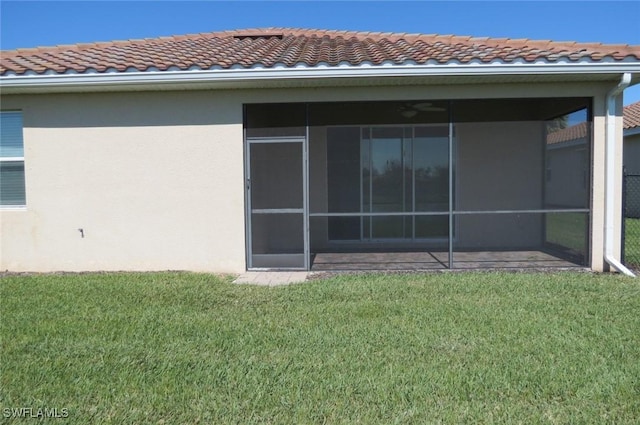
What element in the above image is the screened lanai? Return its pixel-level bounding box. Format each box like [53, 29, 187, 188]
[244, 98, 591, 271]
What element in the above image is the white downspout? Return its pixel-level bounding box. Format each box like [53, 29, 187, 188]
[604, 72, 635, 277]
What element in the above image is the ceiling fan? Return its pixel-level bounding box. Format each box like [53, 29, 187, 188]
[399, 102, 446, 117]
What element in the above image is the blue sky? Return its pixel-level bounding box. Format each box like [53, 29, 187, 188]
[2, 1, 639, 104]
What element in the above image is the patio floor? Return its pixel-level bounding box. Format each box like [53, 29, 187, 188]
[310, 250, 583, 271]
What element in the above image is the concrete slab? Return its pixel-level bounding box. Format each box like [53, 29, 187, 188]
[311, 250, 582, 271]
[233, 271, 311, 286]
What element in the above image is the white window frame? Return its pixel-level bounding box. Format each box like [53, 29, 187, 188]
[0, 111, 26, 209]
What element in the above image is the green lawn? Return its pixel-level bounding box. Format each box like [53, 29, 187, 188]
[625, 218, 640, 269]
[545, 213, 587, 255]
[1, 272, 639, 424]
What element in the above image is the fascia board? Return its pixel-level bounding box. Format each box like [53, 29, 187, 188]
[1, 62, 640, 93]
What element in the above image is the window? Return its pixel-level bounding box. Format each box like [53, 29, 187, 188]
[0, 112, 26, 207]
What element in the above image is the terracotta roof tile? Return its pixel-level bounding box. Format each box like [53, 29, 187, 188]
[547, 122, 589, 145]
[624, 101, 640, 130]
[1, 27, 639, 76]
[546, 103, 640, 143]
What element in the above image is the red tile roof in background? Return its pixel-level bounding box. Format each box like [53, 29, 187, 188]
[624, 101, 640, 129]
[2, 27, 640, 76]
[547, 122, 589, 145]
[546, 101, 640, 143]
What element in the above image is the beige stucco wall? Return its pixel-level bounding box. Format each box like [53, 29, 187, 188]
[590, 94, 625, 272]
[1, 91, 245, 272]
[454, 121, 544, 248]
[0, 81, 621, 272]
[591, 97, 606, 272]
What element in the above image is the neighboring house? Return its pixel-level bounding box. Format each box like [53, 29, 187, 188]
[545, 121, 590, 209]
[624, 101, 640, 218]
[624, 101, 640, 174]
[1, 28, 640, 274]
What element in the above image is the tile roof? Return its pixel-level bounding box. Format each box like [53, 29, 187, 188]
[547, 122, 589, 145]
[624, 101, 640, 129]
[547, 101, 640, 143]
[2, 27, 640, 76]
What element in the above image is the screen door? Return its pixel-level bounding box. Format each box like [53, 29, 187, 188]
[246, 138, 307, 269]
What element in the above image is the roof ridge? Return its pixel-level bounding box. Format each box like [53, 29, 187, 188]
[624, 100, 640, 109]
[218, 27, 640, 51]
[3, 27, 640, 56]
